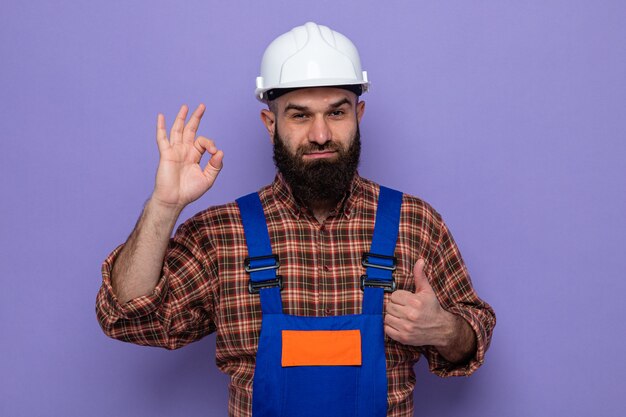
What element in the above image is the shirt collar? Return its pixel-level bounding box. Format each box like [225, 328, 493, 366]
[272, 172, 363, 220]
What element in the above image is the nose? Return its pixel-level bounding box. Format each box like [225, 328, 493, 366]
[308, 116, 332, 145]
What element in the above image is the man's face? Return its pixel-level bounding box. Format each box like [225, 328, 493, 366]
[260, 87, 366, 206]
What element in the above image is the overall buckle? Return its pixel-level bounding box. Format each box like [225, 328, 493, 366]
[244, 255, 282, 294]
[248, 276, 283, 294]
[360, 252, 397, 293]
[244, 254, 280, 273]
[361, 252, 397, 271]
[360, 275, 396, 293]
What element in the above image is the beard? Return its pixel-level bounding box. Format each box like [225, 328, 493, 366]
[273, 124, 361, 208]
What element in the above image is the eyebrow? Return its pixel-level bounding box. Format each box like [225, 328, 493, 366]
[283, 97, 354, 113]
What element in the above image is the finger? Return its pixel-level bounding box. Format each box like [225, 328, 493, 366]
[170, 104, 189, 144]
[386, 301, 417, 322]
[192, 136, 217, 162]
[182, 103, 206, 144]
[204, 150, 224, 182]
[156, 113, 168, 152]
[389, 289, 415, 306]
[384, 314, 402, 331]
[385, 300, 406, 318]
[384, 324, 407, 344]
[384, 313, 408, 332]
[413, 259, 433, 294]
[191, 137, 223, 183]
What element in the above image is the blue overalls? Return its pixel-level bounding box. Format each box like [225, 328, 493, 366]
[236, 186, 403, 417]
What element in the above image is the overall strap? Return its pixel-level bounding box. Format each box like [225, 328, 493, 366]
[362, 186, 403, 315]
[236, 193, 283, 314]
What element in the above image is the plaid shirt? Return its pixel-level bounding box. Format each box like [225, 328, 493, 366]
[96, 174, 495, 417]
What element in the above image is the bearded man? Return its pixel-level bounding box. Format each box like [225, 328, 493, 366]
[96, 22, 495, 417]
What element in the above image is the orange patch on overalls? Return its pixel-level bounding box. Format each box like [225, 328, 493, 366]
[281, 329, 362, 366]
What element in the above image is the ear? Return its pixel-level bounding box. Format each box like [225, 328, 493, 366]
[260, 109, 276, 143]
[356, 100, 365, 123]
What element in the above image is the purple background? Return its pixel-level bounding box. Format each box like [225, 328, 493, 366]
[1, 1, 625, 416]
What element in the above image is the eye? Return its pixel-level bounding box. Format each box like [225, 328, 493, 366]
[330, 110, 345, 117]
[291, 113, 307, 120]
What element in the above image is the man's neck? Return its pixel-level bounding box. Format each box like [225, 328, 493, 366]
[307, 199, 336, 224]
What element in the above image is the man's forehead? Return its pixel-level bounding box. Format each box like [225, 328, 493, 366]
[274, 87, 357, 110]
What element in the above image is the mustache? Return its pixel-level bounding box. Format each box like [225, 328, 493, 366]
[296, 142, 341, 156]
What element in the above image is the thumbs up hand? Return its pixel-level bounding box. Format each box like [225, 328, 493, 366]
[384, 260, 456, 348]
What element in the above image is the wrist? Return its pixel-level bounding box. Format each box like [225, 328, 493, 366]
[146, 197, 185, 222]
[432, 310, 477, 364]
[433, 309, 458, 350]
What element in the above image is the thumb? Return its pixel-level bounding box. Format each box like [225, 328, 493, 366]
[413, 259, 433, 294]
[203, 150, 224, 181]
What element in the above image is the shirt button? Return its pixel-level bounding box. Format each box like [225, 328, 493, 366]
[319, 224, 326, 231]
[324, 307, 333, 316]
[323, 265, 330, 272]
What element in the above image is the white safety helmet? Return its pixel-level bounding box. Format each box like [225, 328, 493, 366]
[255, 22, 369, 102]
